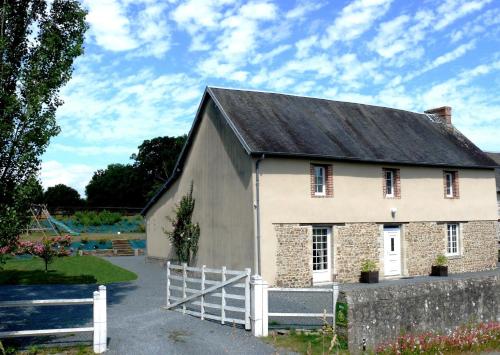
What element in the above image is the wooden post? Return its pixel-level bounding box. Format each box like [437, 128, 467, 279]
[166, 261, 171, 308]
[221, 266, 226, 325]
[244, 268, 251, 330]
[182, 263, 187, 314]
[93, 285, 107, 353]
[250, 275, 268, 337]
[200, 265, 206, 320]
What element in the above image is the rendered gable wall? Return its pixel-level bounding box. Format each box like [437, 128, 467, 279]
[145, 98, 255, 271]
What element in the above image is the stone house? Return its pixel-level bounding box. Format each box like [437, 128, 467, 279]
[142, 87, 498, 287]
[486, 152, 500, 241]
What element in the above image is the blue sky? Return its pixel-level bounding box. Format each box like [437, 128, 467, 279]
[40, 0, 500, 196]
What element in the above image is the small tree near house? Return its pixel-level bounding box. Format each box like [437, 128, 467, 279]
[165, 183, 200, 265]
[17, 235, 72, 272]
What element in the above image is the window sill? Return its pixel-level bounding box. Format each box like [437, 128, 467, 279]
[445, 254, 462, 260]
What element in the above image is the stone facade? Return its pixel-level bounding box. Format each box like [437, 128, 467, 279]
[273, 221, 496, 287]
[448, 220, 497, 273]
[335, 223, 380, 283]
[275, 224, 313, 287]
[405, 221, 497, 276]
[404, 222, 444, 276]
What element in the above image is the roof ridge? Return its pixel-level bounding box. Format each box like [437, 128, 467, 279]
[207, 86, 428, 117]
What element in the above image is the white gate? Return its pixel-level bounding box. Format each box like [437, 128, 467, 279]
[164, 262, 251, 330]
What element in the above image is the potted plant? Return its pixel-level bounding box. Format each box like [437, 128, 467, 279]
[360, 259, 379, 283]
[431, 254, 448, 276]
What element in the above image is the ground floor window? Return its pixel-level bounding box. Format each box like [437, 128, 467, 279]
[313, 227, 329, 271]
[446, 223, 459, 256]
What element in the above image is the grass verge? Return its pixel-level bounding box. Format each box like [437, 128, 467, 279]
[263, 330, 348, 354]
[1, 344, 93, 355]
[0, 255, 137, 285]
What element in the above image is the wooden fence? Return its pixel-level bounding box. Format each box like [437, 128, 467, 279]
[164, 262, 251, 330]
[0, 285, 107, 353]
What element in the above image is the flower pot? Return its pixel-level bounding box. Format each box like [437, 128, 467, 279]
[431, 265, 448, 277]
[360, 271, 379, 283]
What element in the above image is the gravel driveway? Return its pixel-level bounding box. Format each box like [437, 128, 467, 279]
[0, 256, 275, 355]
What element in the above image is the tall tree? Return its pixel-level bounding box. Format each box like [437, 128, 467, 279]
[131, 135, 187, 199]
[0, 0, 87, 249]
[85, 164, 144, 208]
[44, 183, 83, 209]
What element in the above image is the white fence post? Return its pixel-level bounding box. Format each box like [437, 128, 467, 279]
[250, 275, 268, 337]
[221, 266, 226, 325]
[332, 282, 339, 325]
[166, 261, 171, 307]
[93, 285, 107, 354]
[182, 263, 187, 314]
[244, 268, 251, 330]
[200, 265, 206, 320]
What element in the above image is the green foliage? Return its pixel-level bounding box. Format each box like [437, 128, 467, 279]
[74, 210, 122, 226]
[132, 135, 187, 199]
[0, 0, 87, 249]
[85, 164, 144, 207]
[361, 259, 378, 272]
[165, 183, 200, 265]
[44, 184, 84, 208]
[434, 254, 448, 266]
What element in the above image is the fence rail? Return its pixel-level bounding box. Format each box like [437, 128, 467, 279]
[164, 262, 251, 329]
[267, 285, 339, 319]
[0, 286, 107, 354]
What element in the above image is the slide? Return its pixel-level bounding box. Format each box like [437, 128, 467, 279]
[48, 216, 80, 236]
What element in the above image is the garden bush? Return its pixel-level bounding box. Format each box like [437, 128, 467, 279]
[74, 210, 123, 226]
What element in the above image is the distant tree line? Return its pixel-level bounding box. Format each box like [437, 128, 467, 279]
[42, 135, 187, 210]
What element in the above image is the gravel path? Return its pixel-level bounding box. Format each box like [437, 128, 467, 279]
[0, 256, 276, 355]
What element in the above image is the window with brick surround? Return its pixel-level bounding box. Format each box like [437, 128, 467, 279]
[310, 164, 333, 197]
[443, 171, 459, 198]
[382, 168, 400, 198]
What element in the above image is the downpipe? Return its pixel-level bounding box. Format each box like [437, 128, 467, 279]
[254, 154, 265, 275]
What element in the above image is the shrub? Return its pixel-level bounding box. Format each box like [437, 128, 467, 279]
[98, 239, 107, 245]
[434, 254, 448, 266]
[16, 235, 72, 271]
[81, 237, 89, 244]
[361, 259, 378, 272]
[74, 210, 122, 226]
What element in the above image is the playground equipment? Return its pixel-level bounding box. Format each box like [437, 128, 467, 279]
[26, 204, 80, 236]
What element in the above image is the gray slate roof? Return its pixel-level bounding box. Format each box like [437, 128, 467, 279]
[142, 87, 498, 214]
[486, 152, 500, 192]
[209, 87, 497, 168]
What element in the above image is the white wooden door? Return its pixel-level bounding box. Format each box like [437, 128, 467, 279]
[383, 226, 401, 277]
[312, 227, 331, 283]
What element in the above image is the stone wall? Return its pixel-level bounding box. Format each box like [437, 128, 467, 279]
[405, 221, 497, 276]
[275, 224, 313, 287]
[405, 222, 445, 276]
[338, 271, 500, 353]
[448, 220, 497, 273]
[335, 223, 380, 282]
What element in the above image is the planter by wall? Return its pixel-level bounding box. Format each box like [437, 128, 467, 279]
[431, 265, 448, 276]
[360, 271, 379, 283]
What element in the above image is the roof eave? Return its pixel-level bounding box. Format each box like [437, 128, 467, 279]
[249, 151, 499, 169]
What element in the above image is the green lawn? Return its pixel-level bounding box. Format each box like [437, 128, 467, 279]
[264, 330, 348, 354]
[0, 255, 137, 285]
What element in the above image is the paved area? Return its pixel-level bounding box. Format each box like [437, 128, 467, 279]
[0, 256, 275, 354]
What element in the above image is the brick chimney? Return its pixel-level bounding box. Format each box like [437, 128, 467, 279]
[424, 106, 452, 124]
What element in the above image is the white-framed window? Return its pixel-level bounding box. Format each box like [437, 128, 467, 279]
[445, 172, 454, 197]
[314, 165, 325, 196]
[385, 169, 394, 197]
[312, 227, 329, 271]
[446, 223, 459, 256]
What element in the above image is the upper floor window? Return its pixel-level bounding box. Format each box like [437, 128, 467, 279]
[444, 171, 459, 198]
[310, 164, 333, 198]
[314, 166, 325, 196]
[383, 168, 400, 198]
[446, 223, 459, 256]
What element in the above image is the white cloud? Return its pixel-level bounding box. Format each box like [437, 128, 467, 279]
[83, 0, 171, 57]
[320, 0, 393, 48]
[285, 1, 324, 20]
[51, 144, 133, 156]
[41, 160, 97, 196]
[435, 0, 492, 30]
